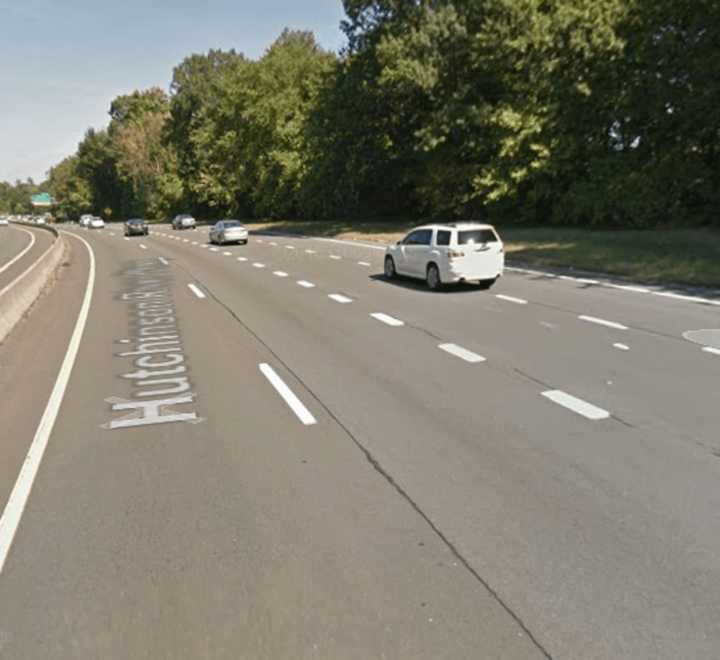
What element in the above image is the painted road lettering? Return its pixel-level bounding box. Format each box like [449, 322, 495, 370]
[104, 259, 202, 430]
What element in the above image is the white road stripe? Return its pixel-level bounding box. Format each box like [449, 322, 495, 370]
[158, 257, 169, 266]
[438, 343, 486, 363]
[253, 263, 266, 269]
[285, 245, 295, 250]
[192, 241, 198, 245]
[542, 390, 610, 421]
[358, 261, 371, 267]
[256, 239, 264, 243]
[259, 364, 317, 426]
[703, 347, 720, 356]
[237, 257, 248, 262]
[0, 227, 35, 275]
[0, 232, 95, 574]
[273, 271, 288, 277]
[653, 291, 720, 305]
[496, 294, 528, 305]
[269, 242, 278, 246]
[330, 255, 342, 260]
[328, 293, 352, 304]
[183, 239, 190, 243]
[305, 249, 316, 254]
[297, 280, 315, 288]
[371, 313, 404, 327]
[607, 284, 650, 293]
[613, 343, 630, 351]
[123, 237, 129, 241]
[188, 283, 206, 299]
[210, 247, 219, 252]
[223, 251, 232, 256]
[139, 244, 147, 250]
[579, 315, 628, 330]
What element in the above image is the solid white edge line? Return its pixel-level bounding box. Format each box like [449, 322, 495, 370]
[579, 315, 628, 331]
[258, 363, 316, 425]
[188, 283, 206, 299]
[495, 294, 527, 305]
[0, 227, 35, 275]
[438, 343, 486, 363]
[541, 390, 610, 421]
[370, 313, 404, 327]
[0, 232, 95, 574]
[702, 347, 720, 356]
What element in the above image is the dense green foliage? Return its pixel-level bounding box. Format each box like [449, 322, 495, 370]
[4, 2, 718, 227]
[0, 179, 41, 214]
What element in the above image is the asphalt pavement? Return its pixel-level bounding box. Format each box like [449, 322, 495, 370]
[0, 223, 55, 291]
[0, 222, 719, 659]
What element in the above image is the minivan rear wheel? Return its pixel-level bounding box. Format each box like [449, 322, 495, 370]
[384, 256, 397, 279]
[426, 263, 442, 291]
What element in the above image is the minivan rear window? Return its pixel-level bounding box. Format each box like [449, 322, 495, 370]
[458, 229, 497, 245]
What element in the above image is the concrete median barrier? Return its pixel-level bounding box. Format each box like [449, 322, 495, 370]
[0, 223, 66, 344]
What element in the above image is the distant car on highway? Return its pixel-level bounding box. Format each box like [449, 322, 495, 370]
[89, 217, 105, 229]
[79, 214, 94, 227]
[209, 220, 248, 245]
[125, 218, 149, 236]
[172, 214, 196, 230]
[384, 222, 504, 290]
[0, 217, 8, 227]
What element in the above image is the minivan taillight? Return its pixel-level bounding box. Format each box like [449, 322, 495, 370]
[448, 250, 464, 259]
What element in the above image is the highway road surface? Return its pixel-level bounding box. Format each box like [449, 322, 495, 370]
[1, 222, 719, 659]
[0, 223, 55, 292]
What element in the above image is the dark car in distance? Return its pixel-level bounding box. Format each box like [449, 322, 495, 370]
[125, 218, 149, 236]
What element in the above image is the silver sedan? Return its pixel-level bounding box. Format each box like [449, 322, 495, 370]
[209, 220, 249, 245]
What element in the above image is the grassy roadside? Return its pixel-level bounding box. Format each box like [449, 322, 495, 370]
[244, 219, 720, 289]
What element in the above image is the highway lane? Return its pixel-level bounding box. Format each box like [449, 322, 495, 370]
[43, 224, 719, 658]
[0, 223, 55, 292]
[152, 225, 720, 455]
[1, 223, 719, 659]
[0, 228, 543, 659]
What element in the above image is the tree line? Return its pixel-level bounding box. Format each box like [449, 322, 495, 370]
[4, 1, 719, 228]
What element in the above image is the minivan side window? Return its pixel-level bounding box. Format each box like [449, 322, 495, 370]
[436, 230, 451, 246]
[403, 230, 432, 245]
[458, 229, 498, 245]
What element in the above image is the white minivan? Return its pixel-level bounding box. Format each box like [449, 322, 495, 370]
[385, 222, 504, 290]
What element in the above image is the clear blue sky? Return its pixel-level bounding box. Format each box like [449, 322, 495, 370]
[0, 0, 347, 184]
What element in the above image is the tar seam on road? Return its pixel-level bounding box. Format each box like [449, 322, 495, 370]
[172, 266, 554, 660]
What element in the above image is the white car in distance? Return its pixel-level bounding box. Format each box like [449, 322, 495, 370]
[209, 220, 248, 245]
[89, 217, 105, 229]
[385, 222, 504, 290]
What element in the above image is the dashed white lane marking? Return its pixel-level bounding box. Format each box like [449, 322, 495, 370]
[579, 315, 628, 331]
[613, 343, 630, 351]
[273, 271, 288, 278]
[542, 390, 610, 421]
[201, 245, 209, 249]
[438, 343, 486, 363]
[259, 363, 317, 426]
[210, 247, 219, 252]
[237, 257, 248, 262]
[703, 347, 720, 356]
[256, 239, 264, 243]
[139, 244, 147, 250]
[297, 280, 315, 288]
[253, 263, 266, 269]
[496, 294, 528, 305]
[158, 257, 169, 266]
[192, 241, 198, 245]
[305, 249, 316, 254]
[123, 237, 130, 241]
[358, 261, 371, 267]
[0, 232, 95, 575]
[371, 313, 404, 327]
[188, 283, 206, 299]
[285, 245, 295, 250]
[223, 251, 232, 256]
[0, 227, 35, 275]
[330, 255, 342, 260]
[269, 242, 278, 246]
[328, 293, 353, 304]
